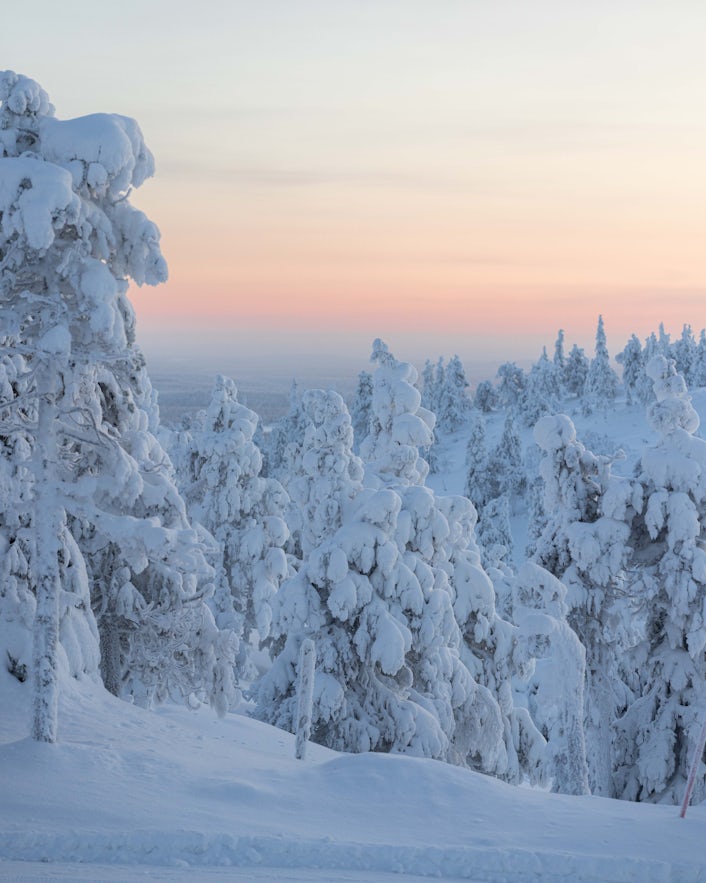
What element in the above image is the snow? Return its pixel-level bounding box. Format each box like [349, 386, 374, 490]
[1, 669, 704, 882]
[5, 368, 706, 879]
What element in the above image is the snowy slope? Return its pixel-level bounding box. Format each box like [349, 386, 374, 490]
[1, 666, 705, 882]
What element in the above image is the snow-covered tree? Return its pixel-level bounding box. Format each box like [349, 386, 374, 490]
[553, 329, 566, 373]
[420, 359, 437, 413]
[263, 379, 306, 480]
[520, 347, 559, 426]
[583, 316, 620, 415]
[437, 354, 471, 432]
[0, 70, 234, 738]
[487, 412, 526, 503]
[615, 356, 706, 804]
[286, 389, 364, 559]
[476, 494, 514, 572]
[473, 379, 497, 413]
[349, 369, 373, 454]
[512, 562, 589, 796]
[496, 362, 526, 411]
[671, 324, 696, 386]
[360, 339, 435, 488]
[361, 341, 530, 774]
[616, 334, 644, 406]
[658, 322, 671, 353]
[173, 375, 290, 683]
[564, 344, 589, 399]
[533, 414, 636, 796]
[464, 411, 491, 513]
[524, 475, 546, 559]
[438, 495, 547, 785]
[256, 389, 461, 759]
[692, 329, 706, 388]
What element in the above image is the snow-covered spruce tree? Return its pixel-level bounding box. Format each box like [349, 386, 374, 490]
[553, 329, 566, 374]
[627, 332, 661, 406]
[496, 361, 526, 412]
[438, 494, 547, 785]
[658, 322, 671, 353]
[255, 389, 451, 757]
[524, 475, 547, 560]
[512, 562, 589, 796]
[436, 354, 471, 432]
[486, 411, 526, 505]
[614, 356, 706, 804]
[172, 375, 290, 682]
[433, 356, 445, 412]
[263, 379, 306, 481]
[692, 329, 706, 388]
[520, 347, 560, 427]
[420, 359, 437, 413]
[286, 389, 364, 560]
[464, 410, 491, 513]
[671, 324, 696, 387]
[0, 348, 100, 719]
[0, 71, 235, 736]
[616, 334, 644, 406]
[361, 340, 516, 773]
[476, 494, 514, 572]
[583, 315, 620, 416]
[473, 379, 497, 413]
[349, 369, 373, 454]
[361, 339, 436, 488]
[533, 414, 636, 796]
[563, 344, 589, 399]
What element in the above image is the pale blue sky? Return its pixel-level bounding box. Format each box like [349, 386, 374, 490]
[5, 2, 706, 374]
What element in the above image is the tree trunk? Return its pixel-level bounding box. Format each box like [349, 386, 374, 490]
[32, 359, 63, 743]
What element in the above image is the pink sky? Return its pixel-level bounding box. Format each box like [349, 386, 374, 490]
[7, 2, 706, 371]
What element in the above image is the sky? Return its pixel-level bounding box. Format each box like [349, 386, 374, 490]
[5, 2, 706, 376]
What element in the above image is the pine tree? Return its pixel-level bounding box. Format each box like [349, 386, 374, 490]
[173, 375, 290, 683]
[438, 494, 547, 784]
[487, 412, 526, 503]
[255, 389, 455, 758]
[363, 341, 532, 773]
[476, 494, 514, 571]
[349, 370, 373, 454]
[512, 562, 589, 796]
[533, 413, 636, 796]
[564, 344, 589, 398]
[464, 411, 491, 513]
[437, 354, 471, 432]
[615, 356, 706, 804]
[521, 347, 559, 427]
[496, 362, 526, 411]
[264, 379, 307, 480]
[360, 339, 435, 488]
[583, 315, 620, 415]
[553, 329, 566, 372]
[420, 359, 437, 413]
[616, 334, 644, 406]
[692, 329, 706, 388]
[473, 379, 497, 413]
[671, 324, 696, 387]
[0, 71, 235, 737]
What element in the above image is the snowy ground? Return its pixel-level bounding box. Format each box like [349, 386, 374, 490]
[2, 667, 705, 882]
[5, 391, 706, 882]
